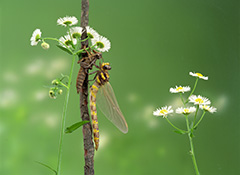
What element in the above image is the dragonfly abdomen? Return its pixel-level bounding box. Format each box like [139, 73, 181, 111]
[76, 67, 86, 94]
[90, 83, 100, 150]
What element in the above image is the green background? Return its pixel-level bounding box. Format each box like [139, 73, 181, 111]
[0, 0, 239, 174]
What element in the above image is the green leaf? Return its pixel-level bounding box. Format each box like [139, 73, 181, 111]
[56, 45, 72, 55]
[65, 121, 89, 134]
[174, 130, 186, 135]
[35, 161, 57, 174]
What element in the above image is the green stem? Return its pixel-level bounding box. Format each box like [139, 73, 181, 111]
[81, 36, 89, 43]
[43, 37, 73, 54]
[90, 43, 97, 48]
[180, 93, 186, 107]
[56, 55, 76, 175]
[59, 82, 69, 89]
[192, 105, 199, 128]
[67, 26, 73, 41]
[186, 78, 199, 104]
[165, 117, 187, 134]
[185, 115, 200, 175]
[74, 48, 85, 55]
[194, 111, 206, 129]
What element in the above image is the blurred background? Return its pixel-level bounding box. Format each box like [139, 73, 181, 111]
[0, 0, 239, 174]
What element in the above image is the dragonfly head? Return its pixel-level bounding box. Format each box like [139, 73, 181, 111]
[101, 62, 111, 71]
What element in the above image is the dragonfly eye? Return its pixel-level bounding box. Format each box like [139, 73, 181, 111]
[103, 65, 111, 70]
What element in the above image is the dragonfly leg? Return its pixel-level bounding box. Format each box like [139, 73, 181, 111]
[88, 72, 98, 82]
[89, 70, 98, 75]
[93, 62, 100, 69]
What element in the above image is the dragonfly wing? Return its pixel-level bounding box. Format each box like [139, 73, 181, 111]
[96, 82, 128, 133]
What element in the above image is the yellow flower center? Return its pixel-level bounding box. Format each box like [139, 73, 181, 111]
[160, 109, 168, 115]
[195, 98, 204, 103]
[176, 87, 183, 91]
[183, 109, 189, 113]
[96, 41, 104, 49]
[87, 32, 94, 39]
[35, 34, 41, 41]
[63, 21, 72, 26]
[202, 105, 209, 110]
[72, 32, 81, 38]
[65, 40, 72, 46]
[196, 73, 203, 77]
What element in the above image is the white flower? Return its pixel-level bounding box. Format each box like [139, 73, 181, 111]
[176, 107, 196, 114]
[92, 35, 111, 52]
[86, 26, 100, 39]
[30, 29, 42, 46]
[153, 106, 173, 118]
[59, 35, 77, 48]
[189, 72, 208, 80]
[200, 105, 217, 113]
[70, 27, 82, 39]
[189, 95, 211, 105]
[57, 16, 78, 27]
[170, 86, 191, 93]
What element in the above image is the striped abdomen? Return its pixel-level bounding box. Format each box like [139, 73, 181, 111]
[76, 67, 86, 94]
[90, 82, 100, 150]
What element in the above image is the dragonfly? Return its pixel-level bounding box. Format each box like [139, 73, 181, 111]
[90, 62, 128, 150]
[76, 48, 102, 93]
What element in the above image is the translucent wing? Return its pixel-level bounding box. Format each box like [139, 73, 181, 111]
[96, 82, 128, 133]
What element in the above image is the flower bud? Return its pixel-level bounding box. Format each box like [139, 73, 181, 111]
[51, 79, 59, 85]
[58, 89, 63, 95]
[41, 42, 50, 50]
[49, 90, 56, 99]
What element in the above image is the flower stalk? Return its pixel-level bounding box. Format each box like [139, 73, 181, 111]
[185, 115, 200, 175]
[153, 71, 217, 175]
[56, 54, 76, 175]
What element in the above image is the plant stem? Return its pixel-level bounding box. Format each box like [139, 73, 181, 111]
[165, 118, 187, 133]
[194, 111, 206, 129]
[186, 78, 199, 104]
[180, 93, 185, 107]
[192, 105, 199, 128]
[43, 37, 73, 54]
[59, 82, 69, 89]
[56, 55, 76, 175]
[185, 115, 200, 175]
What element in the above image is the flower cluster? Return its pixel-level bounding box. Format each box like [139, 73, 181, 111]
[48, 75, 68, 99]
[153, 71, 217, 175]
[153, 72, 216, 118]
[30, 16, 111, 52]
[49, 86, 63, 99]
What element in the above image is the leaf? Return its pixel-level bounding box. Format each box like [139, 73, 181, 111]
[56, 45, 72, 55]
[174, 130, 186, 135]
[35, 161, 57, 174]
[65, 121, 89, 134]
